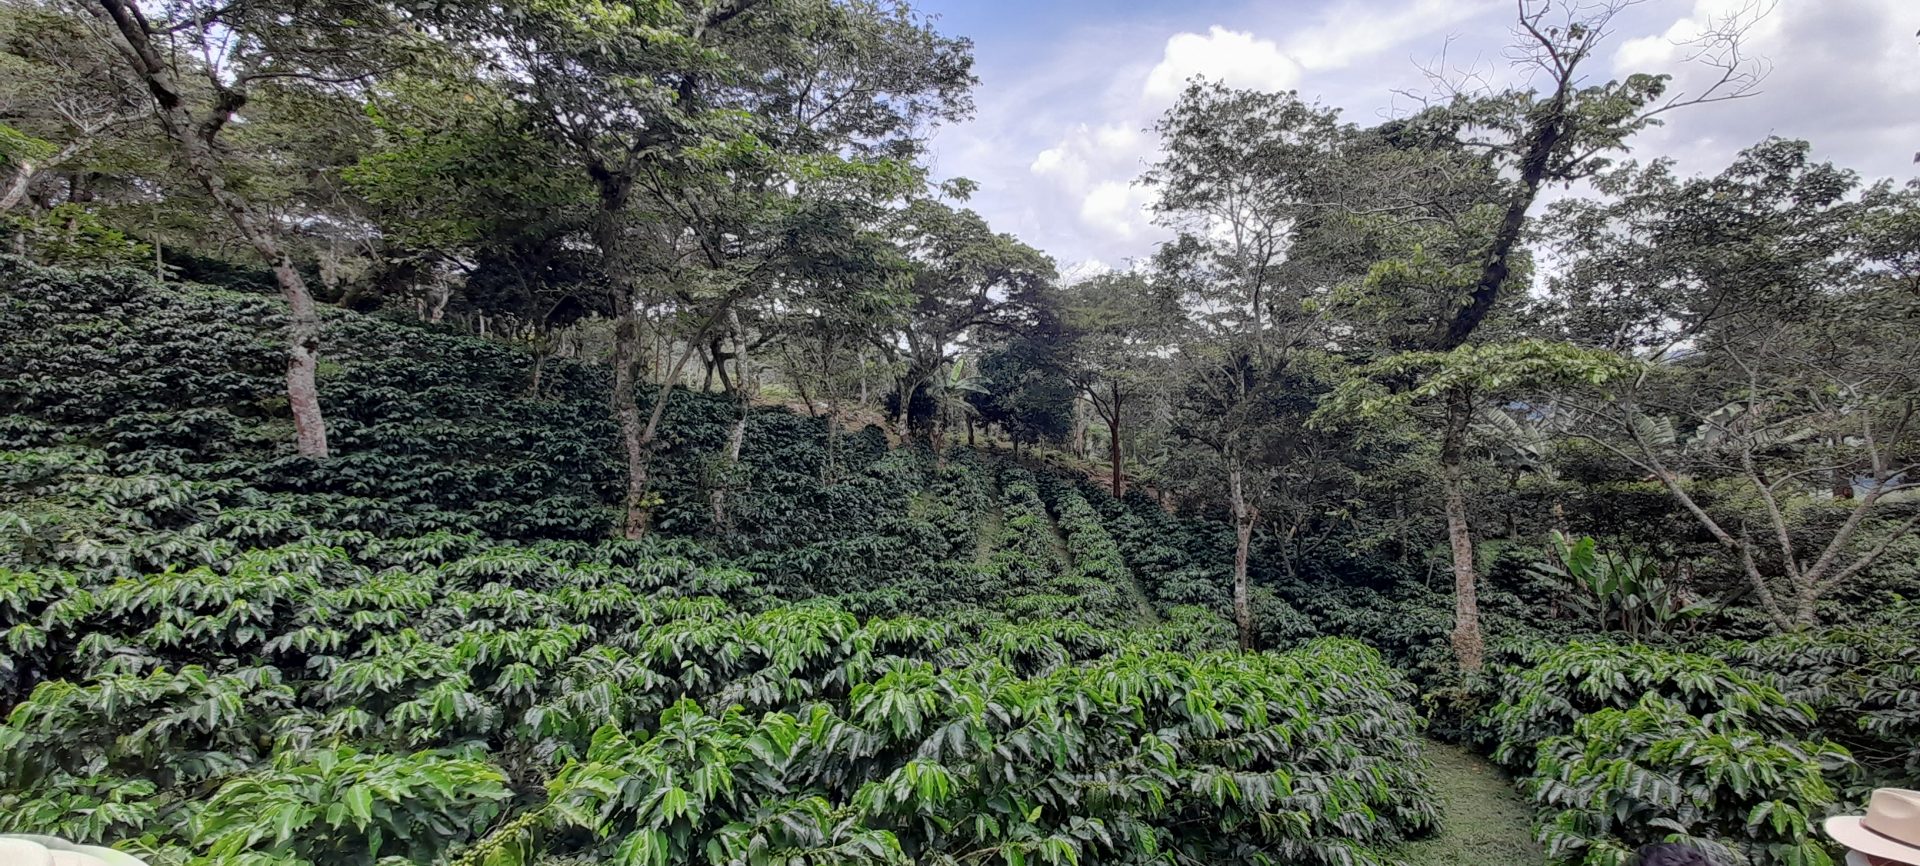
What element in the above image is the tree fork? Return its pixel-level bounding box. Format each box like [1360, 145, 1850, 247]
[93, 0, 330, 457]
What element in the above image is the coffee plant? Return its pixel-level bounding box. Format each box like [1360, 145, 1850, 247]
[0, 427, 1444, 864]
[1529, 696, 1844, 866]
[1485, 642, 1850, 866]
[1484, 641, 1817, 773]
[1723, 614, 1920, 793]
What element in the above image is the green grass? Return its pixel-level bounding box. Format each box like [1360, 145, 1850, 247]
[1395, 739, 1544, 866]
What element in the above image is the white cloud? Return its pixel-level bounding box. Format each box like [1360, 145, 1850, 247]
[1143, 26, 1301, 101]
[1607, 0, 1920, 185]
[1284, 0, 1500, 71]
[932, 0, 1521, 271]
[1078, 180, 1155, 239]
[1095, 124, 1142, 151]
[928, 0, 1919, 277]
[1025, 119, 1162, 253]
[1028, 122, 1143, 191]
[1028, 142, 1081, 186]
[1018, 25, 1315, 259]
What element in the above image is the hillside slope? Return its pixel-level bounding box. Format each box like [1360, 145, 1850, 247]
[0, 260, 1456, 866]
[0, 260, 1155, 621]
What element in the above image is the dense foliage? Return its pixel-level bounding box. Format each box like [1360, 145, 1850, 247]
[4, 0, 1918, 862]
[0, 444, 1441, 865]
[1473, 640, 1906, 866]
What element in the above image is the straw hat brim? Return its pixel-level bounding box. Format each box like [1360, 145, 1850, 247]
[0, 836, 145, 866]
[1827, 816, 1920, 865]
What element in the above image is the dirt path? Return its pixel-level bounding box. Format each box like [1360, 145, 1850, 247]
[1393, 739, 1544, 866]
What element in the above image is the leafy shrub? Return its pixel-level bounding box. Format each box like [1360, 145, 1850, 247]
[0, 448, 1444, 865]
[1095, 489, 1232, 614]
[515, 638, 1441, 866]
[1725, 613, 1920, 792]
[191, 747, 510, 866]
[1528, 533, 1703, 638]
[1484, 640, 1814, 771]
[1530, 696, 1844, 866]
[1044, 480, 1152, 622]
[1485, 642, 1849, 866]
[983, 468, 1059, 595]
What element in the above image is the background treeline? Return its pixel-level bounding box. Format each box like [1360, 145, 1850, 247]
[2, 1, 1917, 865]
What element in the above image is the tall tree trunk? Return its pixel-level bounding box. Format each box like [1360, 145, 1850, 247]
[1434, 89, 1571, 350]
[1443, 465, 1483, 670]
[93, 0, 328, 457]
[428, 278, 451, 323]
[711, 309, 750, 528]
[616, 305, 727, 539]
[1229, 462, 1257, 652]
[612, 308, 651, 538]
[528, 333, 555, 399]
[1441, 393, 1483, 670]
[823, 395, 841, 484]
[1793, 590, 1819, 630]
[278, 260, 329, 458]
[711, 412, 747, 527]
[1071, 397, 1087, 460]
[1109, 383, 1125, 498]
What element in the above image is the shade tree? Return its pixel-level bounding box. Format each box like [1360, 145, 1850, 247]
[876, 197, 1055, 442]
[428, 0, 974, 538]
[1059, 270, 1179, 498]
[87, 0, 433, 458]
[1546, 142, 1920, 631]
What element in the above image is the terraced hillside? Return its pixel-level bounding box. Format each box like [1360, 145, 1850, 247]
[0, 261, 1458, 865]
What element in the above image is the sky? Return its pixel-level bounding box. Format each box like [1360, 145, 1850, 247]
[909, 0, 1920, 278]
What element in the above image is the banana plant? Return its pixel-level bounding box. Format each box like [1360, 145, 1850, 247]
[1529, 532, 1705, 637]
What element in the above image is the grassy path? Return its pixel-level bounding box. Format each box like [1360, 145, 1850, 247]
[973, 501, 1003, 566]
[1040, 509, 1073, 573]
[1393, 739, 1544, 866]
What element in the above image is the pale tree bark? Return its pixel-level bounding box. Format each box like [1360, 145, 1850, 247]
[91, 0, 329, 457]
[1441, 391, 1484, 670]
[0, 141, 86, 213]
[823, 343, 846, 484]
[1070, 396, 1088, 460]
[612, 308, 650, 538]
[1229, 461, 1258, 652]
[428, 277, 452, 323]
[0, 164, 33, 213]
